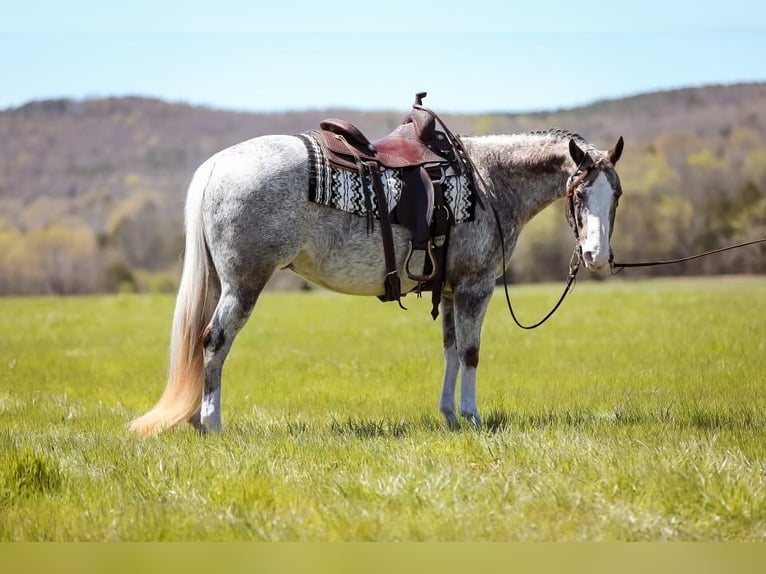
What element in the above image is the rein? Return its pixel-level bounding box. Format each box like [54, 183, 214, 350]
[492, 162, 591, 330]
[610, 238, 766, 275]
[417, 110, 588, 330]
[493, 204, 581, 330]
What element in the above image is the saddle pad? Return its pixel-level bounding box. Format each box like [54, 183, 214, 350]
[299, 133, 475, 223]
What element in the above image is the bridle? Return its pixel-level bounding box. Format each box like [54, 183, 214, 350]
[495, 159, 609, 330]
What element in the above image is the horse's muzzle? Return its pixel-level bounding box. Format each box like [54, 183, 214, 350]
[581, 249, 610, 271]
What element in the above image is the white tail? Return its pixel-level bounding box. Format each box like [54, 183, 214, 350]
[129, 161, 218, 436]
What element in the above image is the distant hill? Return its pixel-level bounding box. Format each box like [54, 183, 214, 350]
[1, 83, 765, 294]
[3, 83, 765, 207]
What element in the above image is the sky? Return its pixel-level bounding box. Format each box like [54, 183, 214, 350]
[1, 1, 765, 114]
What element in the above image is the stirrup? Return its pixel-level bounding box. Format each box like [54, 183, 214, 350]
[405, 240, 438, 283]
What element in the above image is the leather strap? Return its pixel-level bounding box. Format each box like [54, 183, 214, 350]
[368, 162, 404, 309]
[429, 177, 451, 319]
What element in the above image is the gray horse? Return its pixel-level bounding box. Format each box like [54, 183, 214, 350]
[129, 128, 624, 435]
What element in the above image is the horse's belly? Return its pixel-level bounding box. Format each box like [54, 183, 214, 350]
[287, 246, 389, 296]
[288, 267, 384, 296]
[287, 209, 415, 296]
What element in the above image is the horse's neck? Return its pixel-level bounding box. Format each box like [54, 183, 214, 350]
[464, 133, 576, 222]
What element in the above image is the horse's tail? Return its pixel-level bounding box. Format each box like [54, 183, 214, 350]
[129, 160, 218, 436]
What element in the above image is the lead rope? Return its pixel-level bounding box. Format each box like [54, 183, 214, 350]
[611, 238, 766, 274]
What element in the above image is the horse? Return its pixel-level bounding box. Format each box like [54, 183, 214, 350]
[129, 126, 624, 435]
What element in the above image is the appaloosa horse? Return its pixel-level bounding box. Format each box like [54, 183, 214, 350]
[130, 125, 624, 434]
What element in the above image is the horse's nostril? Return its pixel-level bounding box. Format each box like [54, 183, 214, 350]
[582, 251, 595, 265]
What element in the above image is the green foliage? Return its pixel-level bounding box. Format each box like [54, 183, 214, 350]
[0, 279, 765, 540]
[132, 270, 179, 294]
[687, 150, 726, 169]
[511, 208, 571, 282]
[147, 273, 178, 294]
[0, 190, 183, 294]
[743, 148, 766, 190]
[19, 196, 71, 230]
[107, 192, 180, 271]
[0, 221, 102, 294]
[104, 260, 137, 293]
[1, 449, 64, 500]
[641, 153, 681, 194]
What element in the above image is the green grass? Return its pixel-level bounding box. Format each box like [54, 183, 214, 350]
[0, 277, 765, 540]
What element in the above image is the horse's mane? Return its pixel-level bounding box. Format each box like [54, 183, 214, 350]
[470, 128, 595, 151]
[466, 129, 600, 171]
[526, 128, 593, 150]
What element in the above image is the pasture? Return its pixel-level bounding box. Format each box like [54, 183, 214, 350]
[0, 277, 764, 540]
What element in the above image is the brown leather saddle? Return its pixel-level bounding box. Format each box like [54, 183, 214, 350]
[312, 92, 461, 318]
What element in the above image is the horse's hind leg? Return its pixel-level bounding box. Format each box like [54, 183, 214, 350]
[194, 283, 262, 433]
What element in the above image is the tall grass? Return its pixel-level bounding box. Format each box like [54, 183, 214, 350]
[0, 277, 764, 540]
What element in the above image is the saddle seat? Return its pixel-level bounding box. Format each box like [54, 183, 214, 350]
[317, 115, 454, 170]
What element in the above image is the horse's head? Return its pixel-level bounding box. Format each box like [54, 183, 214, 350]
[565, 136, 624, 271]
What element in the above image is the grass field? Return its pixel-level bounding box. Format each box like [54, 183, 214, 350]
[0, 277, 764, 541]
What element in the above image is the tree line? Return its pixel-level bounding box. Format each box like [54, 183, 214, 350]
[0, 191, 181, 295]
[1, 88, 764, 295]
[1, 123, 763, 296]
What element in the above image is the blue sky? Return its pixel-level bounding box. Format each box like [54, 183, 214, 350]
[1, 1, 764, 113]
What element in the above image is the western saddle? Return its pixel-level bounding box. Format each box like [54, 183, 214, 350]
[313, 92, 471, 319]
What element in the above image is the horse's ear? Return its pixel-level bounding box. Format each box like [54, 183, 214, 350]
[608, 136, 624, 165]
[569, 138, 587, 167]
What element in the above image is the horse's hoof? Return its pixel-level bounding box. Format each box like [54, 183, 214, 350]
[200, 422, 222, 435]
[189, 420, 211, 436]
[188, 414, 204, 433]
[190, 415, 221, 435]
[460, 411, 482, 427]
[441, 411, 461, 431]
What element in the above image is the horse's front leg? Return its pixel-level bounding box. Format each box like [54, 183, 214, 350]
[453, 276, 494, 427]
[438, 295, 460, 430]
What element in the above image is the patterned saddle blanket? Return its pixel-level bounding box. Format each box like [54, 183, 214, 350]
[299, 132, 476, 223]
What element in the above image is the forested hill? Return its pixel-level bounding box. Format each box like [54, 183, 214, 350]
[1, 83, 765, 294]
